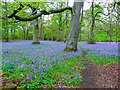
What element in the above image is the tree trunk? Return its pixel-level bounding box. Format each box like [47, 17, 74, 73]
[5, 2, 9, 42]
[26, 22, 29, 40]
[109, 33, 112, 42]
[11, 27, 12, 40]
[116, 2, 120, 43]
[58, 14, 62, 41]
[64, 2, 84, 52]
[47, 15, 50, 41]
[58, 2, 63, 42]
[23, 26, 25, 40]
[89, 0, 95, 44]
[32, 7, 40, 44]
[109, 13, 112, 42]
[14, 22, 15, 40]
[64, 0, 68, 43]
[40, 16, 44, 40]
[79, 6, 84, 41]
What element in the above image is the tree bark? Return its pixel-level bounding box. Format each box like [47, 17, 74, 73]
[58, 13, 62, 41]
[109, 10, 112, 42]
[5, 2, 9, 42]
[79, 6, 84, 41]
[64, 2, 84, 52]
[26, 22, 29, 40]
[32, 7, 40, 44]
[11, 26, 12, 40]
[40, 16, 44, 40]
[116, 2, 120, 42]
[23, 26, 25, 40]
[14, 22, 15, 40]
[89, 0, 95, 44]
[58, 2, 63, 42]
[64, 0, 68, 43]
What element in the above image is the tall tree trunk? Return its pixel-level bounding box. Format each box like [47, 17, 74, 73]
[11, 27, 12, 40]
[116, 21, 118, 43]
[14, 22, 15, 40]
[26, 22, 29, 40]
[116, 2, 120, 42]
[19, 29, 21, 40]
[89, 0, 95, 44]
[79, 6, 84, 41]
[47, 15, 50, 41]
[5, 1, 9, 42]
[32, 7, 40, 44]
[40, 16, 44, 40]
[64, 2, 84, 51]
[109, 13, 112, 42]
[64, 0, 68, 43]
[58, 2, 63, 42]
[58, 14, 62, 41]
[23, 26, 25, 40]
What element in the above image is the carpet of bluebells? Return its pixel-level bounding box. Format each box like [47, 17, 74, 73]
[1, 40, 119, 88]
[2, 40, 83, 88]
[79, 41, 119, 64]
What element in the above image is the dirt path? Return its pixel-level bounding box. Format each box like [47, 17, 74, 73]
[78, 50, 99, 88]
[79, 50, 119, 88]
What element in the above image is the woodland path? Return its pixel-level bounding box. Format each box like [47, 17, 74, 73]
[78, 49, 119, 88]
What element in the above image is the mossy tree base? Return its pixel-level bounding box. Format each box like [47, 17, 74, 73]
[88, 40, 96, 44]
[63, 46, 77, 52]
[32, 42, 40, 44]
[64, 40, 66, 43]
[57, 40, 62, 42]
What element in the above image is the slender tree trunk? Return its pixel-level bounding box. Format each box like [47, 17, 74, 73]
[5, 2, 9, 42]
[64, 2, 84, 51]
[23, 26, 25, 40]
[89, 0, 95, 44]
[109, 33, 112, 42]
[11, 27, 12, 40]
[47, 15, 50, 41]
[40, 16, 44, 40]
[116, 2, 120, 42]
[32, 7, 40, 44]
[42, 16, 44, 40]
[58, 2, 63, 42]
[79, 6, 84, 41]
[19, 29, 20, 40]
[58, 14, 62, 41]
[26, 22, 29, 40]
[109, 14, 112, 42]
[64, 0, 68, 43]
[14, 23, 15, 40]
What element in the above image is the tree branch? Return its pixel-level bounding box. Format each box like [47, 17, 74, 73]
[95, 18, 109, 27]
[94, 2, 116, 18]
[8, 3, 24, 18]
[9, 7, 72, 21]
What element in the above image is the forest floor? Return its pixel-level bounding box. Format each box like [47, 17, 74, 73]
[1, 41, 119, 88]
[77, 50, 119, 88]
